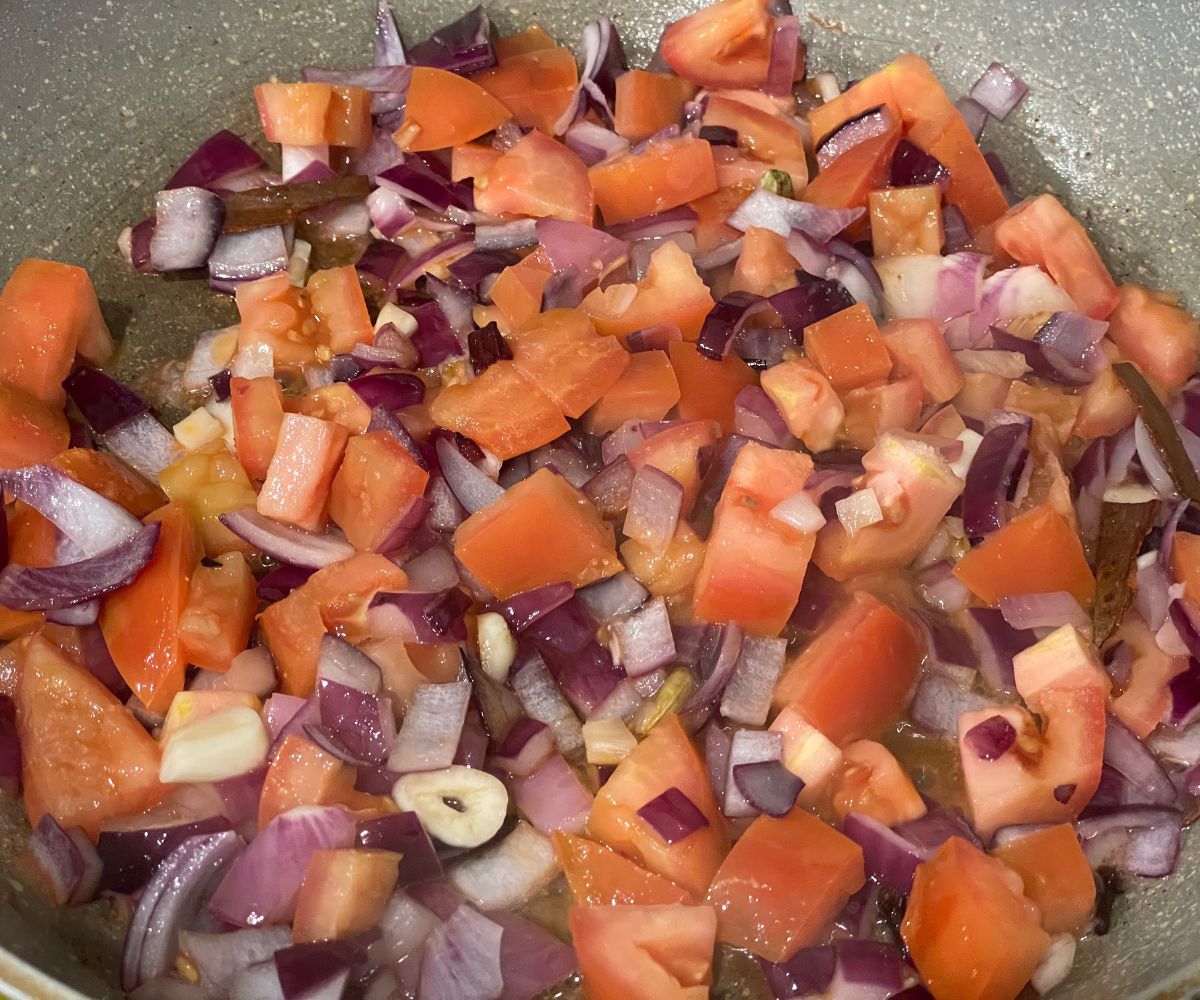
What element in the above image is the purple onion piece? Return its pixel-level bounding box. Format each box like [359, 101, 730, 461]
[406, 5, 497, 76]
[63, 366, 153, 436]
[494, 582, 575, 632]
[731, 759, 803, 817]
[964, 714, 1018, 760]
[816, 105, 894, 172]
[889, 138, 950, 190]
[356, 812, 443, 887]
[969, 61, 1029, 120]
[769, 274, 856, 343]
[637, 786, 709, 844]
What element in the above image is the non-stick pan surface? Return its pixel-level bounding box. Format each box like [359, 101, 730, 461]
[0, 0, 1197, 996]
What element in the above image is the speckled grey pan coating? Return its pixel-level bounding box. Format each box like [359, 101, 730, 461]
[0, 0, 1197, 997]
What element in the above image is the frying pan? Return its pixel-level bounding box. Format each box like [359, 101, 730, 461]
[0, 0, 1197, 996]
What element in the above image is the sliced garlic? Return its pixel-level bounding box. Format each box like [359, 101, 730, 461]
[374, 302, 418, 336]
[159, 706, 269, 783]
[172, 408, 225, 451]
[476, 612, 516, 683]
[583, 718, 638, 766]
[392, 765, 508, 848]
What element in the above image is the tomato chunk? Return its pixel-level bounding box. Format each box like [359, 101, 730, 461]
[430, 361, 569, 459]
[292, 848, 400, 943]
[589, 137, 718, 225]
[668, 340, 756, 432]
[627, 420, 719, 512]
[804, 303, 893, 394]
[394, 67, 511, 152]
[257, 413, 350, 533]
[994, 194, 1119, 320]
[804, 125, 900, 215]
[554, 832, 690, 906]
[730, 227, 798, 297]
[1106, 283, 1199, 391]
[585, 244, 716, 343]
[902, 838, 1049, 1000]
[570, 903, 718, 1000]
[259, 734, 385, 827]
[0, 259, 112, 406]
[328, 431, 429, 552]
[759, 359, 844, 452]
[693, 443, 816, 635]
[178, 552, 256, 673]
[235, 272, 321, 370]
[829, 740, 927, 826]
[454, 468, 621, 600]
[773, 591, 922, 745]
[614, 71, 698, 142]
[952, 502, 1095, 606]
[17, 635, 165, 839]
[230, 376, 288, 482]
[584, 350, 681, 435]
[255, 83, 372, 148]
[508, 309, 630, 418]
[101, 503, 200, 715]
[705, 807, 864, 962]
[991, 824, 1096, 936]
[51, 449, 164, 518]
[881, 318, 965, 404]
[307, 266, 373, 355]
[659, 0, 774, 90]
[869, 185, 944, 256]
[474, 129, 595, 225]
[840, 375, 924, 450]
[473, 47, 578, 134]
[587, 715, 728, 899]
[0, 385, 70, 471]
[1109, 614, 1186, 739]
[487, 252, 555, 334]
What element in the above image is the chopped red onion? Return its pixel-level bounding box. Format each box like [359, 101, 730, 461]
[577, 572, 648, 622]
[147, 186, 225, 271]
[537, 219, 628, 282]
[721, 636, 786, 726]
[1075, 806, 1182, 878]
[166, 130, 265, 191]
[435, 437, 504, 513]
[445, 821, 560, 911]
[691, 238, 744, 272]
[373, 0, 407, 65]
[28, 815, 101, 906]
[367, 185, 416, 239]
[623, 465, 684, 553]
[514, 754, 594, 834]
[563, 121, 630, 166]
[315, 634, 383, 694]
[219, 508, 356, 569]
[357, 812, 443, 888]
[96, 816, 234, 895]
[209, 807, 354, 927]
[274, 942, 354, 1000]
[123, 830, 244, 989]
[494, 582, 575, 633]
[998, 592, 1089, 632]
[388, 682, 470, 772]
[889, 138, 950, 190]
[100, 412, 183, 480]
[816, 105, 894, 171]
[402, 545, 460, 593]
[724, 729, 784, 818]
[418, 904, 504, 1000]
[955, 95, 989, 139]
[638, 786, 710, 844]
[914, 560, 971, 612]
[492, 717, 557, 778]
[969, 61, 1029, 120]
[763, 14, 801, 96]
[962, 421, 1030, 537]
[769, 273, 856, 342]
[909, 671, 990, 737]
[511, 658, 584, 755]
[896, 808, 983, 852]
[964, 714, 1018, 760]
[1102, 713, 1177, 807]
[842, 812, 925, 893]
[585, 456, 636, 521]
[962, 607, 1034, 692]
[607, 205, 700, 242]
[317, 679, 395, 765]
[180, 927, 291, 1000]
[0, 465, 141, 556]
[492, 909, 578, 1000]
[474, 219, 539, 251]
[407, 5, 497, 76]
[608, 597, 674, 677]
[388, 235, 474, 292]
[834, 488, 884, 539]
[61, 367, 153, 439]
[728, 187, 864, 241]
[697, 292, 773, 361]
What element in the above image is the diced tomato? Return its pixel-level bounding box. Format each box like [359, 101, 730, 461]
[235, 272, 321, 370]
[585, 243, 716, 342]
[589, 137, 718, 226]
[299, 382, 373, 436]
[259, 735, 386, 827]
[902, 838, 1050, 1000]
[570, 903, 718, 1000]
[259, 553, 407, 697]
[507, 309, 630, 418]
[1072, 364, 1138, 441]
[627, 420, 719, 512]
[952, 503, 1095, 606]
[992, 824, 1096, 936]
[689, 187, 745, 253]
[954, 371, 1012, 423]
[773, 592, 921, 744]
[450, 141, 503, 182]
[693, 443, 816, 635]
[178, 552, 256, 673]
[804, 303, 893, 394]
[1174, 532, 1200, 607]
[812, 432, 963, 581]
[1109, 614, 1186, 739]
[584, 351, 681, 435]
[329, 432, 427, 552]
[659, 0, 773, 90]
[487, 253, 554, 334]
[621, 523, 706, 598]
[473, 47, 578, 133]
[100, 503, 200, 715]
[588, 715, 728, 899]
[830, 740, 927, 826]
[0, 259, 112, 406]
[307, 266, 373, 355]
[51, 449, 164, 518]
[1106, 284, 1199, 390]
[454, 467, 621, 599]
[292, 848, 400, 943]
[759, 359, 844, 452]
[769, 705, 845, 805]
[869, 185, 944, 256]
[8, 506, 57, 568]
[703, 94, 807, 179]
[494, 26, 559, 60]
[840, 375, 923, 449]
[881, 318, 964, 403]
[730, 227, 798, 296]
[254, 83, 371, 148]
[474, 129, 594, 225]
[16, 635, 165, 839]
[804, 125, 901, 214]
[554, 832, 691, 906]
[705, 807, 864, 962]
[1004, 382, 1082, 449]
[256, 413, 348, 533]
[158, 444, 259, 558]
[0, 385, 70, 470]
[430, 361, 569, 459]
[230, 376, 288, 481]
[994, 194, 1119, 320]
[614, 71, 698, 142]
[394, 67, 511, 152]
[668, 340, 756, 431]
